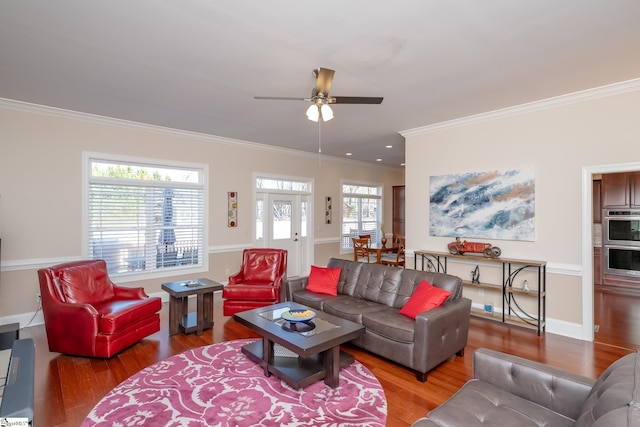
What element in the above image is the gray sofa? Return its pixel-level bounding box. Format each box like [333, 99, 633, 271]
[412, 348, 640, 427]
[284, 258, 471, 381]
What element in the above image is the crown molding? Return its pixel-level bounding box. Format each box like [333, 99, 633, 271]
[399, 78, 640, 137]
[0, 97, 402, 171]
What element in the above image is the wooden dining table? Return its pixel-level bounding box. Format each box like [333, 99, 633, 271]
[367, 242, 398, 263]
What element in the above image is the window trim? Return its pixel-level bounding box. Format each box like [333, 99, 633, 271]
[82, 151, 209, 283]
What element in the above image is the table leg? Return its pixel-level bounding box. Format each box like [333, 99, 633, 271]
[203, 291, 214, 328]
[324, 346, 340, 388]
[168, 296, 181, 336]
[262, 339, 273, 377]
[196, 293, 204, 335]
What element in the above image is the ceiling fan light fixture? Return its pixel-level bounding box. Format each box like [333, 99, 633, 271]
[306, 104, 320, 122]
[320, 104, 333, 121]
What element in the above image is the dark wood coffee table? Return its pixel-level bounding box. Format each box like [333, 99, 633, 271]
[234, 302, 365, 389]
[161, 278, 224, 336]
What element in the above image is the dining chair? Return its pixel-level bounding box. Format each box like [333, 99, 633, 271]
[380, 237, 405, 267]
[358, 234, 372, 244]
[352, 237, 371, 263]
[393, 233, 405, 244]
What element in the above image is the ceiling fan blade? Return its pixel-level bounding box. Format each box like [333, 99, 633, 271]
[315, 68, 335, 96]
[330, 96, 384, 104]
[254, 96, 307, 101]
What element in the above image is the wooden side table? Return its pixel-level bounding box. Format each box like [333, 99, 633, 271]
[161, 278, 224, 336]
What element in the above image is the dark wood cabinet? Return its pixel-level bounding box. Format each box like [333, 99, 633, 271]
[594, 247, 603, 286]
[633, 173, 640, 207]
[602, 172, 640, 209]
[593, 179, 602, 223]
[392, 185, 405, 237]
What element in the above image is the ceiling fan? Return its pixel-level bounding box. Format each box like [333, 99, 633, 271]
[255, 67, 383, 122]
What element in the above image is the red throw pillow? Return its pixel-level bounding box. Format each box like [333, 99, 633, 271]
[399, 280, 452, 319]
[306, 265, 341, 296]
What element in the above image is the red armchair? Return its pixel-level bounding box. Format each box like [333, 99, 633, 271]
[222, 248, 287, 316]
[37, 259, 162, 358]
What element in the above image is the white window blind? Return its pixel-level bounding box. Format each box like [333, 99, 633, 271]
[87, 156, 205, 276]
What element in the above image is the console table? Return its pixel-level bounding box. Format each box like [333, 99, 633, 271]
[161, 278, 224, 335]
[414, 250, 546, 335]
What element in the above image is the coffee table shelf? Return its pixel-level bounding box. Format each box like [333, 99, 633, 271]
[241, 340, 356, 389]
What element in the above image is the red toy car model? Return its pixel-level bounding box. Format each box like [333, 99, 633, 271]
[448, 238, 501, 258]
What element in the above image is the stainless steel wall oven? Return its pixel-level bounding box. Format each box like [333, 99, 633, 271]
[604, 209, 640, 277]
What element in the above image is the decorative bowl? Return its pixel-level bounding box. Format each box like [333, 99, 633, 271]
[281, 309, 316, 322]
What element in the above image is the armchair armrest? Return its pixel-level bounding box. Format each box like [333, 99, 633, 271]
[414, 297, 471, 373]
[112, 284, 148, 300]
[283, 276, 309, 301]
[42, 299, 101, 354]
[228, 271, 245, 285]
[473, 348, 595, 420]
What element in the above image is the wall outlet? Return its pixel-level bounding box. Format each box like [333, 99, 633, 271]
[36, 293, 41, 304]
[478, 289, 485, 296]
[225, 268, 230, 276]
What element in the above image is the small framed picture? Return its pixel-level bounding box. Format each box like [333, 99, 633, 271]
[325, 197, 332, 224]
[228, 192, 237, 227]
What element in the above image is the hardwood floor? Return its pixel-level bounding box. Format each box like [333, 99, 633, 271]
[594, 285, 640, 349]
[16, 292, 637, 427]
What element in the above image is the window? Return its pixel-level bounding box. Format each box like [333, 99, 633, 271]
[85, 154, 206, 277]
[341, 183, 382, 250]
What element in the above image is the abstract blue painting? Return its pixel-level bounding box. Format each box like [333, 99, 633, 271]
[429, 168, 535, 241]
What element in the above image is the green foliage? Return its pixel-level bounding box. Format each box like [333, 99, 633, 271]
[92, 164, 165, 181]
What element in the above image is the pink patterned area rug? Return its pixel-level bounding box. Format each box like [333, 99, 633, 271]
[82, 339, 387, 426]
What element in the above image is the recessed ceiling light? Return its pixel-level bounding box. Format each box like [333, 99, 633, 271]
[386, 145, 393, 149]
[376, 159, 382, 162]
[346, 152, 352, 156]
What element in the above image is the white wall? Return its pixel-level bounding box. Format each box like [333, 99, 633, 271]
[0, 100, 404, 321]
[403, 79, 640, 339]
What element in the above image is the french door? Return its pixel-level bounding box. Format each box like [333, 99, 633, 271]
[258, 193, 310, 278]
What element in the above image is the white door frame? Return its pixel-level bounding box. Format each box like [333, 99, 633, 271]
[581, 161, 640, 341]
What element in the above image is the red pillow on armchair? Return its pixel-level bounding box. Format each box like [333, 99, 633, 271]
[306, 265, 341, 296]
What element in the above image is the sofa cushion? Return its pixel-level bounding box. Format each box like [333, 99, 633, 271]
[323, 296, 387, 324]
[400, 280, 451, 319]
[426, 379, 575, 427]
[352, 263, 403, 307]
[56, 261, 115, 305]
[95, 297, 162, 334]
[362, 306, 416, 343]
[306, 265, 341, 296]
[574, 351, 640, 427]
[327, 258, 363, 295]
[292, 290, 348, 311]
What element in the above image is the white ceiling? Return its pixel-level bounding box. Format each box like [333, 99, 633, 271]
[2, 1, 640, 166]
